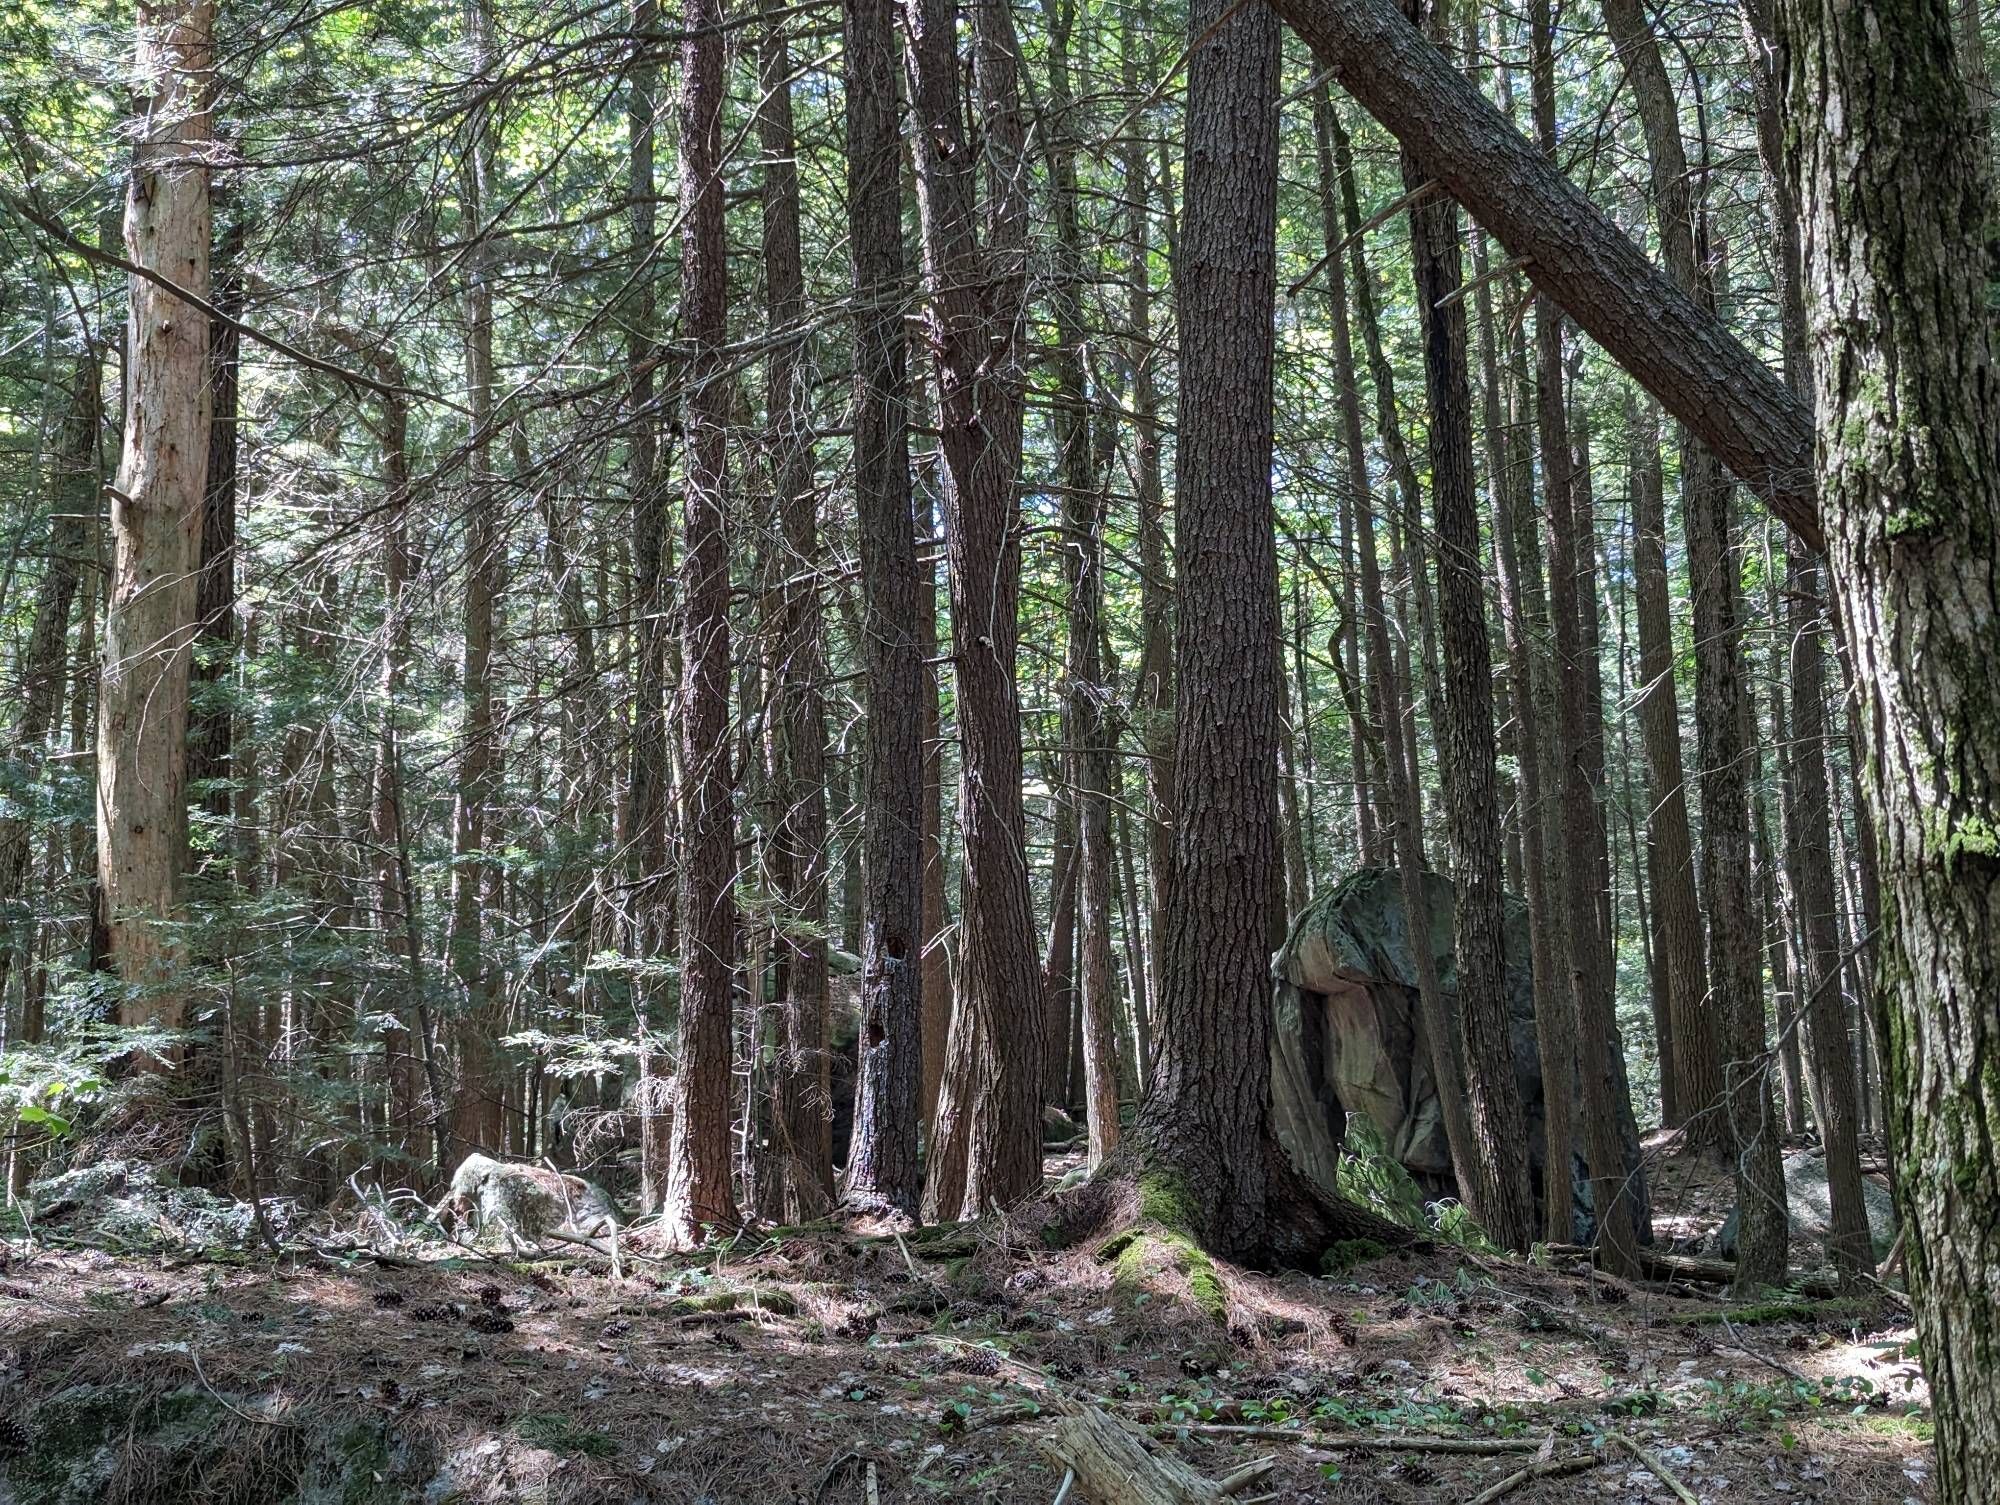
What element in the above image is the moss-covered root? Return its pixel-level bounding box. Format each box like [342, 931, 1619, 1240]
[1091, 1170, 1232, 1326]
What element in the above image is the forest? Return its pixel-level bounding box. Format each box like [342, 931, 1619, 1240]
[0, 0, 1993, 1498]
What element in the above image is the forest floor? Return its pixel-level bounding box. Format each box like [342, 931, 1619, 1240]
[0, 1139, 1930, 1505]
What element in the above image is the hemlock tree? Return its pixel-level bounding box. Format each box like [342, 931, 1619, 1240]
[1777, 0, 2000, 1486]
[661, 0, 739, 1248]
[840, 0, 926, 1219]
[100, 0, 214, 1032]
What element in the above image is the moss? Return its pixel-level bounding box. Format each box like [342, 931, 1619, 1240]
[1924, 807, 2000, 877]
[1135, 1169, 1197, 1236]
[514, 1412, 618, 1458]
[1177, 1242, 1229, 1324]
[668, 1285, 798, 1316]
[1093, 1230, 1139, 1263]
[1108, 1227, 1228, 1325]
[1321, 1238, 1390, 1276]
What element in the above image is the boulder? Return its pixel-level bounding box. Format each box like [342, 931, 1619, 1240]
[439, 1153, 622, 1249]
[1719, 1148, 1898, 1265]
[1271, 867, 1649, 1245]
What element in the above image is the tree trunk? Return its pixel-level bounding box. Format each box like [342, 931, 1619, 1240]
[840, 0, 926, 1216]
[0, 357, 92, 1016]
[661, 0, 739, 1247]
[1042, 0, 1118, 1163]
[448, 0, 504, 1156]
[1530, 1, 1639, 1274]
[100, 0, 214, 1032]
[1628, 400, 1725, 1144]
[1781, 548, 1873, 1279]
[908, 0, 1046, 1221]
[1400, 1, 1535, 1253]
[1130, 0, 1312, 1262]
[625, 0, 677, 1214]
[1776, 1, 2000, 1481]
[759, 0, 833, 1220]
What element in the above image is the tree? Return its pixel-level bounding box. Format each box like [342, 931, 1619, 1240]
[760, 0, 834, 1219]
[1273, 0, 1818, 544]
[99, 0, 214, 1032]
[1600, 0, 1727, 1148]
[1531, 0, 1640, 1276]
[840, 0, 926, 1218]
[448, 0, 504, 1156]
[1131, 0, 1386, 1266]
[1776, 0, 2000, 1482]
[907, 0, 1046, 1221]
[661, 0, 739, 1248]
[1401, 0, 1535, 1253]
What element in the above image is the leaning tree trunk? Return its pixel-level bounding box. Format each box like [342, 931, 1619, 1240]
[100, 0, 214, 1032]
[839, 0, 926, 1218]
[1281, 0, 1818, 545]
[1776, 1, 2000, 1485]
[660, 0, 739, 1248]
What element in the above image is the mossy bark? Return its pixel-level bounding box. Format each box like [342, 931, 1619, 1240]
[1776, 0, 2000, 1490]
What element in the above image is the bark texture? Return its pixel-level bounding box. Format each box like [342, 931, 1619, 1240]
[661, 0, 739, 1247]
[1129, 0, 1289, 1262]
[907, 0, 1046, 1221]
[841, 0, 926, 1215]
[100, 0, 215, 1031]
[1776, 0, 2000, 1483]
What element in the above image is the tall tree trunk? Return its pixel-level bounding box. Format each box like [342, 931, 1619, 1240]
[840, 0, 926, 1215]
[0, 357, 92, 1016]
[760, 0, 833, 1219]
[1776, 2, 2000, 1480]
[1628, 398, 1726, 1144]
[625, 0, 677, 1214]
[1781, 548, 1873, 1279]
[1125, 20, 1175, 1023]
[1401, 0, 1535, 1253]
[661, 0, 739, 1247]
[1531, 1, 1640, 1274]
[100, 0, 213, 1032]
[1130, 0, 1384, 1266]
[449, 0, 504, 1156]
[1602, 0, 1731, 1148]
[907, 0, 1046, 1221]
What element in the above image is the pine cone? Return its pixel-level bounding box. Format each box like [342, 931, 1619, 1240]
[408, 1303, 458, 1323]
[477, 1285, 505, 1310]
[601, 1319, 632, 1339]
[468, 1310, 515, 1335]
[371, 1289, 405, 1309]
[0, 1414, 27, 1455]
[1391, 1460, 1438, 1487]
[951, 1346, 1001, 1378]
